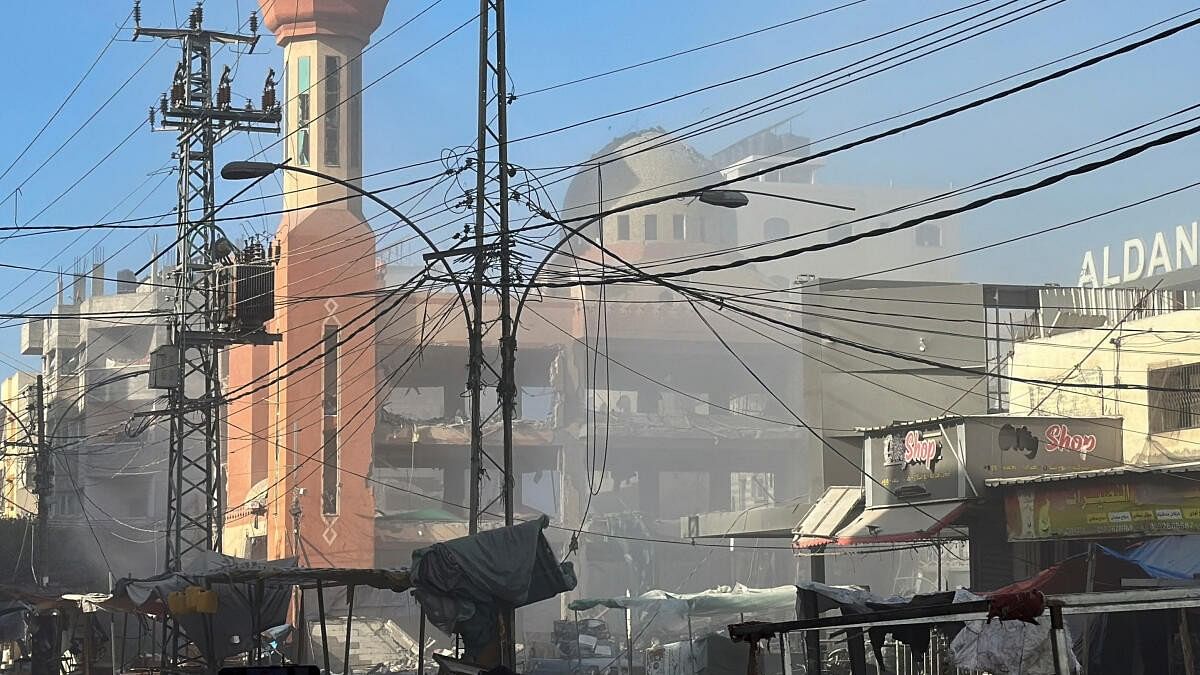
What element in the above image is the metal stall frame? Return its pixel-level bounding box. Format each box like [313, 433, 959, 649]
[729, 587, 1200, 675]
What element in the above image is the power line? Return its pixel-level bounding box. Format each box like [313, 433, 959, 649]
[525, 116, 1200, 290]
[518, 0, 869, 97]
[512, 0, 1053, 146]
[626, 101, 1200, 272]
[508, 11, 1200, 241]
[0, 9, 132, 185]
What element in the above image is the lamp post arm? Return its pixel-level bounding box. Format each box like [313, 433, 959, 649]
[273, 163, 473, 326]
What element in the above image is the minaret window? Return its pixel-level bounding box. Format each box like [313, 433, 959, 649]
[616, 215, 630, 241]
[644, 214, 658, 241]
[323, 56, 341, 167]
[321, 324, 339, 515]
[296, 57, 312, 166]
[673, 214, 686, 240]
[349, 61, 363, 170]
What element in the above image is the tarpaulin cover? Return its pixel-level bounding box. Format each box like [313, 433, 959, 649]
[834, 501, 967, 545]
[1123, 534, 1200, 577]
[992, 544, 1187, 595]
[569, 585, 797, 634]
[791, 583, 1076, 673]
[948, 590, 1080, 675]
[198, 566, 412, 591]
[410, 515, 576, 658]
[792, 486, 862, 549]
[110, 552, 297, 668]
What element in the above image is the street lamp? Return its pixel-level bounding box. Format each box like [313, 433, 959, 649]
[697, 190, 750, 209]
[220, 161, 468, 312]
[220, 160, 484, 527]
[514, 189, 755, 329]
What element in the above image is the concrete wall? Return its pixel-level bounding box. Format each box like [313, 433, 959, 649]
[1009, 309, 1200, 464]
[0, 372, 35, 519]
[728, 182, 962, 285]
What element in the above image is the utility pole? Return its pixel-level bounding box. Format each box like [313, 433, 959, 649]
[467, 0, 489, 537]
[134, 1, 280, 668]
[30, 376, 48, 587]
[495, 4, 517, 662]
[470, 0, 517, 666]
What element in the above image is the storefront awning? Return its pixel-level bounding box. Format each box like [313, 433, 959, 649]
[835, 500, 968, 546]
[792, 486, 864, 549]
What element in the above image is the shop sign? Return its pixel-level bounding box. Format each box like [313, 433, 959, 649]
[1004, 476, 1200, 541]
[971, 417, 1122, 480]
[868, 425, 965, 508]
[883, 431, 943, 469]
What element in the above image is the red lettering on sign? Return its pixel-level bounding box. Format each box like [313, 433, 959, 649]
[1044, 424, 1097, 456]
[903, 430, 940, 466]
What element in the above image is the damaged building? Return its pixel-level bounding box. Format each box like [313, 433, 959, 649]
[15, 256, 170, 588]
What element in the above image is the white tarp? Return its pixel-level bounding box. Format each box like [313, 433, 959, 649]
[948, 590, 1081, 675]
[569, 584, 797, 631]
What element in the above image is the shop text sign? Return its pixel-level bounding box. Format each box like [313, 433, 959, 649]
[883, 431, 942, 469]
[997, 423, 1098, 460]
[1045, 423, 1098, 455]
[976, 417, 1121, 480]
[1078, 222, 1200, 287]
[1005, 477, 1200, 541]
[869, 426, 964, 507]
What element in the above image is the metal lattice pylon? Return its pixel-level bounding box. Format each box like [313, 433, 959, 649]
[135, 3, 280, 669]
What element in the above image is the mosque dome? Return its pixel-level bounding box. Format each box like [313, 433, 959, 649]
[560, 129, 738, 261]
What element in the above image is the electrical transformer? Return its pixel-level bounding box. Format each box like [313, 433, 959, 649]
[218, 241, 276, 333]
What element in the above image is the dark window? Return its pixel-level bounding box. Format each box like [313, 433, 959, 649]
[764, 218, 789, 240]
[673, 214, 686, 240]
[322, 323, 339, 515]
[690, 217, 706, 242]
[248, 535, 268, 561]
[349, 61, 363, 168]
[323, 325, 339, 416]
[1149, 363, 1200, 433]
[296, 57, 311, 166]
[617, 215, 630, 240]
[644, 214, 658, 240]
[323, 56, 341, 166]
[915, 223, 941, 247]
[321, 427, 338, 515]
[827, 221, 852, 242]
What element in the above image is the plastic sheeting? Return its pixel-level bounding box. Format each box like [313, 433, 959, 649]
[1123, 535, 1200, 577]
[949, 590, 1080, 675]
[410, 515, 576, 658]
[994, 543, 1188, 595]
[569, 584, 798, 630]
[109, 552, 297, 668]
[792, 582, 1075, 672]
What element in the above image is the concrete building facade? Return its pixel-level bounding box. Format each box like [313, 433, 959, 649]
[17, 260, 170, 587]
[712, 126, 963, 286]
[1009, 289, 1200, 466]
[0, 371, 36, 520]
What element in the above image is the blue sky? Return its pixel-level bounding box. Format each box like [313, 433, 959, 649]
[0, 0, 1199, 374]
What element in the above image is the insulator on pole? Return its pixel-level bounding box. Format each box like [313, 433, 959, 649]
[132, 0, 142, 28]
[249, 11, 258, 34]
